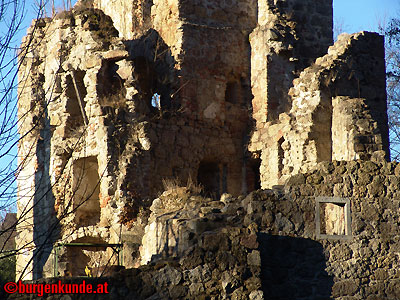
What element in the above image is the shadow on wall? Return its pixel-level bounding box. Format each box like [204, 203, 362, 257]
[258, 234, 333, 299]
[33, 111, 60, 280]
[125, 29, 179, 114]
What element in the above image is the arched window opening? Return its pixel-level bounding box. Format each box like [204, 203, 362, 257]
[151, 93, 161, 110]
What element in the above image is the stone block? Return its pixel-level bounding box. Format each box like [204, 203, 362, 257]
[103, 49, 129, 60]
[240, 234, 258, 249]
[332, 279, 359, 297]
[247, 250, 261, 267]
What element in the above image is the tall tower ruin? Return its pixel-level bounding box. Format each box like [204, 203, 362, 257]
[16, 0, 389, 279]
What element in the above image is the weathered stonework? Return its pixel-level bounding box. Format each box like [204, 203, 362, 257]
[17, 1, 255, 280]
[249, 31, 388, 188]
[9, 161, 400, 299]
[14, 0, 395, 298]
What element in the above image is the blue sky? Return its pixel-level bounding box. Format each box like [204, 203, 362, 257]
[334, 0, 400, 33]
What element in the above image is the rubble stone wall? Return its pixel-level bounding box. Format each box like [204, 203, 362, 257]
[93, 0, 153, 39]
[250, 0, 333, 127]
[16, 3, 255, 279]
[249, 32, 389, 188]
[15, 0, 391, 287]
[9, 160, 400, 299]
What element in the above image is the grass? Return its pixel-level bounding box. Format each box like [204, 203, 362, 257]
[155, 176, 203, 212]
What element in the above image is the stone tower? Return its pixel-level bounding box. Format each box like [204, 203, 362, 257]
[16, 0, 388, 279]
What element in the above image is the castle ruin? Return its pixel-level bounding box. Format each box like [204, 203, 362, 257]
[13, 0, 400, 299]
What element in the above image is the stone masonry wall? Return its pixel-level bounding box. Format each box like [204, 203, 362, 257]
[249, 31, 389, 189]
[251, 0, 333, 127]
[93, 0, 154, 39]
[16, 0, 392, 285]
[16, 2, 257, 279]
[8, 160, 400, 299]
[17, 17, 59, 280]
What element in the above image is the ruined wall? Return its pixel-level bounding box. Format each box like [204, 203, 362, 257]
[94, 0, 256, 123]
[17, 17, 58, 280]
[249, 31, 389, 188]
[16, 0, 259, 279]
[134, 161, 400, 300]
[9, 160, 400, 299]
[266, 160, 400, 299]
[251, 0, 333, 127]
[16, 0, 391, 283]
[176, 0, 256, 124]
[93, 0, 153, 39]
[16, 9, 147, 279]
[249, 0, 334, 188]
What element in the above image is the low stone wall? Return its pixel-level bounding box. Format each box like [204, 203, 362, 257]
[248, 160, 400, 299]
[8, 160, 400, 299]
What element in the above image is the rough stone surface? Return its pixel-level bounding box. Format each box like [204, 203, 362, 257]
[249, 31, 389, 188]
[14, 0, 394, 298]
[9, 160, 400, 299]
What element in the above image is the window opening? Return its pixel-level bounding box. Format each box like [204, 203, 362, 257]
[197, 161, 221, 199]
[72, 157, 101, 227]
[65, 70, 87, 129]
[151, 93, 161, 109]
[97, 61, 125, 98]
[54, 237, 123, 277]
[316, 197, 351, 240]
[245, 158, 261, 192]
[225, 81, 240, 104]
